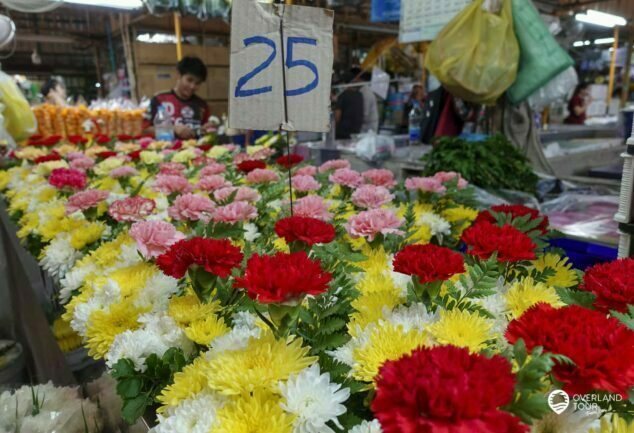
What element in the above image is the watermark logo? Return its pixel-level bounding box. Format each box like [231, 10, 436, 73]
[548, 390, 570, 414]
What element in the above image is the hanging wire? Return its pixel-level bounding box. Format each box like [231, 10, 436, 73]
[277, 0, 294, 215]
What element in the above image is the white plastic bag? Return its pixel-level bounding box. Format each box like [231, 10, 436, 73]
[355, 132, 394, 162]
[528, 66, 578, 111]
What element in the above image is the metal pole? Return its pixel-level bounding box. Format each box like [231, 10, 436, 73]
[607, 26, 620, 112]
[174, 12, 183, 61]
[621, 34, 633, 108]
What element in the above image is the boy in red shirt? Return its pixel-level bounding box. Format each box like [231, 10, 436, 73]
[143, 56, 212, 139]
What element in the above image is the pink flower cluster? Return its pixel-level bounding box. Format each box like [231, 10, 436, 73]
[110, 166, 139, 179]
[168, 193, 215, 222]
[294, 166, 317, 177]
[129, 220, 185, 259]
[319, 159, 350, 173]
[108, 196, 156, 222]
[292, 175, 320, 192]
[70, 156, 95, 171]
[362, 169, 397, 188]
[345, 208, 404, 241]
[351, 185, 394, 209]
[214, 186, 260, 203]
[251, 148, 276, 160]
[159, 162, 186, 175]
[200, 162, 226, 177]
[153, 174, 192, 195]
[247, 168, 280, 184]
[213, 201, 258, 223]
[404, 177, 447, 194]
[433, 171, 469, 189]
[66, 189, 110, 215]
[197, 175, 230, 192]
[329, 168, 362, 188]
[294, 195, 332, 221]
[48, 168, 87, 191]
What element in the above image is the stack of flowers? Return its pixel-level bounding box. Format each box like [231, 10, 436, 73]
[0, 135, 633, 433]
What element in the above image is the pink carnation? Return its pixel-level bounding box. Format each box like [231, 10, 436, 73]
[159, 162, 186, 175]
[108, 196, 156, 222]
[233, 152, 251, 164]
[214, 186, 260, 203]
[197, 175, 230, 191]
[213, 201, 258, 223]
[247, 168, 280, 184]
[138, 137, 154, 149]
[294, 165, 318, 177]
[433, 171, 469, 189]
[48, 168, 87, 190]
[363, 169, 397, 188]
[153, 174, 192, 195]
[66, 152, 86, 161]
[129, 220, 185, 259]
[329, 168, 362, 188]
[199, 163, 226, 177]
[345, 208, 404, 241]
[70, 157, 95, 171]
[110, 166, 139, 178]
[294, 195, 333, 221]
[168, 193, 215, 222]
[292, 175, 320, 192]
[404, 176, 447, 194]
[66, 189, 109, 215]
[319, 159, 351, 173]
[251, 148, 276, 160]
[351, 185, 394, 209]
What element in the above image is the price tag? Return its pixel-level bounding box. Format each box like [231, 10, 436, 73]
[229, 0, 334, 133]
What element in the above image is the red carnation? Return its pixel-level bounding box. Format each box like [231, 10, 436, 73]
[128, 149, 142, 160]
[30, 135, 62, 147]
[462, 221, 536, 262]
[372, 345, 527, 433]
[475, 205, 549, 234]
[506, 304, 634, 397]
[156, 237, 243, 279]
[276, 154, 304, 169]
[117, 134, 133, 142]
[237, 160, 266, 173]
[274, 216, 335, 246]
[393, 244, 465, 283]
[581, 258, 634, 313]
[48, 168, 87, 190]
[95, 134, 111, 144]
[234, 251, 331, 303]
[96, 151, 118, 159]
[198, 144, 213, 152]
[34, 153, 62, 164]
[68, 135, 88, 145]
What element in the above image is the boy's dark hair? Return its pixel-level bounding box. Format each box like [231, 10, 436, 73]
[177, 56, 207, 82]
[41, 78, 62, 97]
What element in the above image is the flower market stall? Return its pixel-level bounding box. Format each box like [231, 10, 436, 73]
[0, 131, 633, 433]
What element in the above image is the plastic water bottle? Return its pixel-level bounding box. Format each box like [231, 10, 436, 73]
[408, 101, 422, 146]
[154, 104, 174, 141]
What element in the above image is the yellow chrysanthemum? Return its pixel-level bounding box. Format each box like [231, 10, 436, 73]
[110, 262, 156, 298]
[55, 144, 79, 156]
[172, 148, 197, 163]
[17, 212, 39, 239]
[91, 176, 120, 192]
[35, 160, 69, 175]
[70, 222, 105, 250]
[90, 233, 133, 268]
[35, 186, 57, 203]
[185, 315, 230, 346]
[442, 205, 478, 235]
[349, 289, 404, 334]
[84, 145, 109, 158]
[84, 300, 148, 358]
[207, 146, 230, 158]
[215, 391, 294, 433]
[62, 288, 93, 323]
[532, 253, 578, 288]
[429, 309, 493, 353]
[504, 276, 564, 319]
[140, 150, 164, 165]
[0, 171, 10, 191]
[346, 234, 366, 251]
[168, 294, 221, 327]
[352, 322, 426, 383]
[246, 144, 265, 155]
[357, 244, 389, 273]
[158, 356, 211, 411]
[40, 217, 77, 241]
[203, 332, 316, 395]
[589, 414, 634, 433]
[93, 157, 123, 176]
[52, 317, 83, 353]
[272, 237, 290, 253]
[406, 223, 433, 245]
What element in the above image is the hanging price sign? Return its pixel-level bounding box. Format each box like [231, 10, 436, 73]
[229, 0, 334, 133]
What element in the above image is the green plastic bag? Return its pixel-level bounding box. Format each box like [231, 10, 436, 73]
[506, 0, 573, 105]
[426, 0, 519, 105]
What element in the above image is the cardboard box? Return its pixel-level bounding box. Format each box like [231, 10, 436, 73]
[207, 67, 230, 100]
[136, 65, 177, 98]
[208, 100, 228, 117]
[202, 46, 230, 66]
[134, 42, 204, 64]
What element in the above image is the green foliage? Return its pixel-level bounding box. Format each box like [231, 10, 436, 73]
[555, 287, 596, 308]
[205, 221, 245, 240]
[111, 348, 188, 424]
[611, 304, 634, 330]
[422, 135, 538, 194]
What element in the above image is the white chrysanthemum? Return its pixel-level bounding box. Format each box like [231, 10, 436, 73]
[39, 234, 82, 280]
[531, 405, 599, 433]
[134, 272, 179, 312]
[59, 262, 97, 304]
[106, 313, 193, 371]
[389, 270, 410, 297]
[279, 364, 350, 433]
[350, 419, 383, 433]
[384, 303, 438, 332]
[327, 324, 371, 368]
[244, 222, 261, 242]
[419, 212, 451, 237]
[71, 296, 108, 336]
[209, 324, 261, 355]
[153, 392, 224, 433]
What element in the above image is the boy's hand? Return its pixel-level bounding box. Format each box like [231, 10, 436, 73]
[174, 124, 195, 139]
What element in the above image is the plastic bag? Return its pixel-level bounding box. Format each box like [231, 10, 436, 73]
[197, 0, 230, 20]
[528, 66, 578, 111]
[144, 0, 179, 14]
[426, 0, 519, 105]
[355, 132, 394, 162]
[181, 0, 202, 17]
[0, 72, 36, 141]
[506, 0, 574, 104]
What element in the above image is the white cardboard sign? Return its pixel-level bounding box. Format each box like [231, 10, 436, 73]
[399, 0, 470, 43]
[229, 0, 334, 133]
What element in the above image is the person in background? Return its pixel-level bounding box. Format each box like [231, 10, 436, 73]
[334, 71, 364, 139]
[351, 67, 379, 133]
[564, 83, 591, 125]
[41, 78, 67, 106]
[143, 56, 212, 139]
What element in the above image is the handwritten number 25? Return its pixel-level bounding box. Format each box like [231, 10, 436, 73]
[234, 36, 319, 98]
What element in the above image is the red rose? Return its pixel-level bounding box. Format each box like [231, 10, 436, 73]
[237, 160, 266, 173]
[234, 251, 331, 303]
[96, 151, 118, 159]
[372, 345, 527, 433]
[274, 216, 336, 246]
[156, 237, 243, 279]
[48, 168, 87, 190]
[393, 244, 465, 283]
[276, 154, 304, 169]
[34, 153, 62, 164]
[580, 258, 634, 313]
[475, 205, 549, 234]
[108, 196, 156, 222]
[506, 304, 634, 397]
[68, 135, 88, 145]
[462, 221, 536, 262]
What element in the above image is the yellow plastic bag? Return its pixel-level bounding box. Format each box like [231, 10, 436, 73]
[0, 71, 36, 141]
[426, 0, 519, 105]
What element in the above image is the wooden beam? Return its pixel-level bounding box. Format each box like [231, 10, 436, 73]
[174, 12, 183, 61]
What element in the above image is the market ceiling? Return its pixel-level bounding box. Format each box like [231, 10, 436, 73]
[536, 0, 634, 23]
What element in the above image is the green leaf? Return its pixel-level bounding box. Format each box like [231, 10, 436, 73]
[207, 221, 245, 239]
[555, 287, 596, 308]
[116, 378, 142, 399]
[121, 394, 149, 424]
[513, 339, 527, 366]
[610, 304, 634, 330]
[111, 359, 136, 379]
[316, 318, 347, 336]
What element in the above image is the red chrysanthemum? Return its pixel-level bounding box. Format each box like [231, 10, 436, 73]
[234, 251, 332, 303]
[506, 304, 634, 397]
[372, 345, 527, 433]
[96, 150, 118, 159]
[276, 154, 304, 169]
[274, 216, 336, 246]
[237, 160, 267, 173]
[156, 237, 243, 279]
[393, 244, 465, 283]
[68, 135, 88, 145]
[48, 168, 87, 190]
[461, 221, 536, 262]
[580, 258, 634, 313]
[475, 205, 550, 234]
[34, 153, 61, 164]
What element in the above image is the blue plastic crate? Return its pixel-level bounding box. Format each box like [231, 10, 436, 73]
[549, 238, 618, 270]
